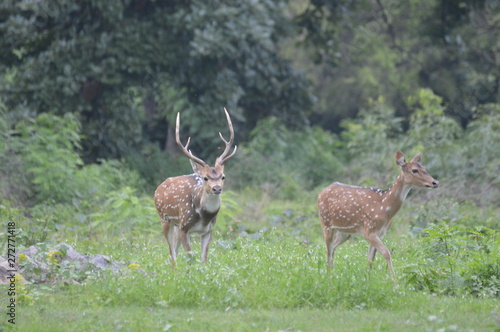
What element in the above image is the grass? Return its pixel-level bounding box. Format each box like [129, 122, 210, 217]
[7, 232, 500, 331]
[3, 193, 499, 331]
[18, 298, 499, 331]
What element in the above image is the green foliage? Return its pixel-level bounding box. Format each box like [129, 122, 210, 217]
[0, 98, 31, 204]
[214, 191, 242, 237]
[338, 97, 403, 185]
[462, 104, 500, 181]
[402, 224, 499, 298]
[123, 143, 191, 194]
[90, 186, 158, 237]
[405, 89, 463, 178]
[0, 0, 311, 160]
[407, 89, 463, 148]
[293, 0, 499, 128]
[16, 112, 83, 204]
[232, 116, 343, 197]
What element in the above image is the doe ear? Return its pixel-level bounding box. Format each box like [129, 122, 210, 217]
[190, 159, 205, 175]
[395, 151, 406, 167]
[410, 152, 422, 164]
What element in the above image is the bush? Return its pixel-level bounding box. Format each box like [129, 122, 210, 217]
[15, 112, 83, 204]
[90, 186, 158, 237]
[338, 97, 403, 187]
[0, 101, 31, 204]
[123, 143, 191, 194]
[231, 116, 343, 198]
[401, 224, 499, 298]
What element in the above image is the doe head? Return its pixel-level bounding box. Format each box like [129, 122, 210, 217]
[396, 151, 439, 188]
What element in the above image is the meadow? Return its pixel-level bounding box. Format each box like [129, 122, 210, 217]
[5, 193, 500, 332]
[1, 93, 499, 331]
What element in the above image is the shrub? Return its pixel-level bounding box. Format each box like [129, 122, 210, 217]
[401, 224, 499, 298]
[0, 102, 31, 203]
[90, 186, 158, 237]
[231, 116, 343, 198]
[16, 113, 83, 204]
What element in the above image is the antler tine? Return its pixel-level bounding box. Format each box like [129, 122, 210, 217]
[216, 108, 238, 165]
[175, 112, 207, 166]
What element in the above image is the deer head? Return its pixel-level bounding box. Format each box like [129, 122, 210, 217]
[396, 151, 439, 188]
[175, 108, 237, 198]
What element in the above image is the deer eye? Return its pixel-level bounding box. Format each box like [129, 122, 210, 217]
[203, 177, 209, 182]
[412, 169, 419, 174]
[222, 175, 225, 181]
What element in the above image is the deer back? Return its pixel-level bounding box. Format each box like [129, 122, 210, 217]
[318, 183, 398, 233]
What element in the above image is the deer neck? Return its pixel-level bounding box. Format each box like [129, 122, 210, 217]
[190, 174, 221, 214]
[200, 192, 221, 214]
[381, 173, 412, 219]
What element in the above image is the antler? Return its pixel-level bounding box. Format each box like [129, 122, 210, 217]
[216, 108, 238, 165]
[175, 113, 208, 167]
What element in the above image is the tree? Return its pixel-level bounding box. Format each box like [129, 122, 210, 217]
[0, 0, 311, 161]
[291, 0, 499, 130]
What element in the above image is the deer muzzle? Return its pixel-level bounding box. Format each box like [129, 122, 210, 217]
[211, 185, 222, 195]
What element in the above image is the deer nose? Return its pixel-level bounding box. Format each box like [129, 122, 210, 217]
[432, 180, 439, 188]
[212, 186, 222, 195]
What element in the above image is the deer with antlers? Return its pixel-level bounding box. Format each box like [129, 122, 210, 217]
[318, 151, 439, 282]
[154, 108, 237, 269]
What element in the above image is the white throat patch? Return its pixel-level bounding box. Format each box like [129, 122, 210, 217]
[400, 186, 412, 201]
[203, 194, 221, 213]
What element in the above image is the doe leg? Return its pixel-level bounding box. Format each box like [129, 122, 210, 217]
[368, 245, 377, 268]
[365, 234, 396, 283]
[323, 227, 335, 269]
[324, 227, 351, 269]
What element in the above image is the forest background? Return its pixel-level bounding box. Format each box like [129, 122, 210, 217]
[0, 1, 498, 331]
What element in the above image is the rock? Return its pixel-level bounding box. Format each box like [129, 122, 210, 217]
[0, 243, 136, 284]
[0, 256, 18, 284]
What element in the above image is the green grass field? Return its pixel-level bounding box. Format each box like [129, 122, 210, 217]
[9, 230, 500, 332]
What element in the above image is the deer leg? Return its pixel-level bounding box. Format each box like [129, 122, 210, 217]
[173, 225, 181, 255]
[179, 230, 194, 263]
[200, 231, 213, 263]
[332, 232, 351, 252]
[365, 235, 396, 283]
[324, 228, 351, 269]
[162, 221, 178, 269]
[323, 227, 335, 269]
[368, 245, 377, 267]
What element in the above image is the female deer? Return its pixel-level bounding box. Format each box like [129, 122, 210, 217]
[318, 151, 439, 282]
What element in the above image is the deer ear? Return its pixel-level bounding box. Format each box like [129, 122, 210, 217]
[410, 152, 422, 163]
[190, 159, 205, 175]
[395, 151, 406, 167]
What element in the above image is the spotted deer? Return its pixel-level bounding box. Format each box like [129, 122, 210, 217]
[154, 108, 237, 269]
[317, 151, 439, 282]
